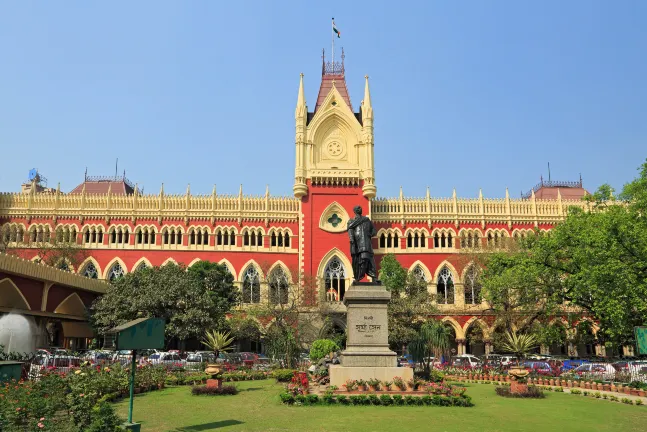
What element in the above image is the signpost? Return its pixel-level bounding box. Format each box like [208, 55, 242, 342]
[107, 318, 165, 432]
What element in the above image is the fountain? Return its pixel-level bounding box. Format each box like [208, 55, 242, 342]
[0, 313, 40, 354]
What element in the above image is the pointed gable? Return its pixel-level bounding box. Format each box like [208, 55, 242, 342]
[314, 50, 353, 113]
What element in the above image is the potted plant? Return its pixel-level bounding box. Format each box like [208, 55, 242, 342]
[382, 380, 393, 391]
[201, 330, 235, 386]
[356, 379, 368, 392]
[343, 379, 357, 392]
[367, 378, 381, 392]
[393, 376, 407, 392]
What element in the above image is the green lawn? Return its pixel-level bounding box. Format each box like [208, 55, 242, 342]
[114, 380, 647, 432]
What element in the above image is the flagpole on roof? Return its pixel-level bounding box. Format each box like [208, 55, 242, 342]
[331, 18, 334, 67]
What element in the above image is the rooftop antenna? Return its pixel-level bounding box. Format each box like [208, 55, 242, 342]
[548, 162, 551, 182]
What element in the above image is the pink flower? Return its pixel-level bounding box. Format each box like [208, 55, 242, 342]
[38, 422, 44, 428]
[79, 393, 85, 397]
[40, 417, 45, 421]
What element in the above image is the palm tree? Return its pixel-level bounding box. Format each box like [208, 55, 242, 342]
[409, 321, 450, 378]
[201, 330, 235, 361]
[500, 331, 538, 365]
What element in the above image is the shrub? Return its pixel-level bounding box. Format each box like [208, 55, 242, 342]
[322, 394, 335, 404]
[380, 394, 393, 405]
[191, 385, 238, 396]
[571, 389, 582, 395]
[349, 395, 361, 405]
[272, 369, 297, 383]
[609, 395, 619, 402]
[636, 399, 643, 406]
[309, 339, 340, 362]
[368, 394, 381, 405]
[337, 395, 349, 405]
[404, 395, 417, 405]
[495, 386, 545, 399]
[421, 395, 432, 406]
[280, 392, 295, 404]
[621, 398, 633, 405]
[429, 369, 445, 383]
[392, 395, 404, 405]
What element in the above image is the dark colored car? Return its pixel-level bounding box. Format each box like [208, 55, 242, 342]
[522, 361, 552, 373]
[562, 359, 590, 371]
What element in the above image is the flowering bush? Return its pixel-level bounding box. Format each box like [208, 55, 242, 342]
[284, 371, 309, 396]
[343, 379, 357, 391]
[392, 376, 407, 391]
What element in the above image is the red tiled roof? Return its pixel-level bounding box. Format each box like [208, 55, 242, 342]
[315, 74, 353, 112]
[535, 186, 588, 200]
[69, 180, 134, 195]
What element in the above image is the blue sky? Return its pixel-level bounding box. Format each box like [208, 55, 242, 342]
[1, 1, 645, 198]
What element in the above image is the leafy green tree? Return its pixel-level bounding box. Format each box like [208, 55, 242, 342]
[90, 263, 238, 342]
[477, 159, 647, 349]
[500, 331, 538, 365]
[409, 321, 450, 378]
[188, 260, 239, 329]
[379, 254, 437, 350]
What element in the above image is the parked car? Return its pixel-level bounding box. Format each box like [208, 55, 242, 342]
[148, 352, 185, 369]
[29, 353, 81, 379]
[82, 350, 114, 366]
[397, 356, 414, 368]
[481, 354, 503, 366]
[451, 355, 482, 367]
[522, 361, 552, 373]
[573, 363, 616, 380]
[499, 355, 516, 367]
[562, 359, 590, 371]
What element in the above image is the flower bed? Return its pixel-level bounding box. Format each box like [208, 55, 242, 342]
[279, 392, 473, 407]
[191, 384, 239, 396]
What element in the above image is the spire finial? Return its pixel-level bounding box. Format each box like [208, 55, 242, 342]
[363, 75, 372, 108]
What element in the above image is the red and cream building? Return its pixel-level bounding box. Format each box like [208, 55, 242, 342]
[0, 54, 599, 356]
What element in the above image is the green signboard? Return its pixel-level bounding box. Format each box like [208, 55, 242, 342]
[109, 317, 165, 350]
[635, 327, 647, 355]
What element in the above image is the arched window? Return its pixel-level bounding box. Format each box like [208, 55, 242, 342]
[324, 257, 346, 302]
[269, 267, 289, 305]
[134, 261, 149, 272]
[464, 266, 482, 305]
[411, 265, 427, 282]
[229, 230, 235, 246]
[108, 262, 124, 282]
[243, 231, 250, 246]
[271, 232, 277, 247]
[57, 260, 70, 272]
[217, 230, 223, 245]
[242, 266, 261, 304]
[82, 262, 99, 279]
[284, 233, 290, 248]
[380, 233, 386, 248]
[436, 267, 454, 304]
[257, 231, 263, 247]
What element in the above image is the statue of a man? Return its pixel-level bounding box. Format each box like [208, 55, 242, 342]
[347, 205, 379, 283]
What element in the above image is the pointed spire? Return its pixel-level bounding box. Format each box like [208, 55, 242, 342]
[505, 188, 510, 199]
[452, 188, 457, 199]
[297, 73, 305, 106]
[134, 183, 139, 195]
[399, 186, 403, 200]
[363, 75, 372, 108]
[265, 184, 270, 197]
[426, 186, 430, 199]
[212, 184, 217, 195]
[159, 183, 164, 195]
[186, 184, 191, 195]
[56, 182, 61, 194]
[239, 184, 243, 196]
[478, 188, 483, 199]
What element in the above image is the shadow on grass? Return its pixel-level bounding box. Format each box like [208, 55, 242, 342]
[176, 420, 244, 431]
[243, 387, 262, 392]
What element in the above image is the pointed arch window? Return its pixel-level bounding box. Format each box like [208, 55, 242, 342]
[324, 257, 346, 302]
[411, 265, 428, 282]
[464, 266, 482, 305]
[269, 268, 289, 305]
[82, 262, 99, 279]
[436, 267, 454, 304]
[108, 262, 125, 282]
[134, 261, 149, 272]
[242, 266, 261, 304]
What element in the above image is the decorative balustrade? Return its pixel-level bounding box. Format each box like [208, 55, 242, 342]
[371, 189, 589, 227]
[0, 188, 300, 224]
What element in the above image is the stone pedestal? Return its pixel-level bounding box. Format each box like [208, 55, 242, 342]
[329, 282, 413, 387]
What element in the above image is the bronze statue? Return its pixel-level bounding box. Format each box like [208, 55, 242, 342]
[347, 205, 379, 283]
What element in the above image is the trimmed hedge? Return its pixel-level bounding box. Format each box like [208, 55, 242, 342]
[192, 385, 239, 396]
[279, 392, 473, 407]
[272, 369, 298, 382]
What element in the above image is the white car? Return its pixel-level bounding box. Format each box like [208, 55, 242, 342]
[451, 354, 482, 367]
[573, 363, 616, 380]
